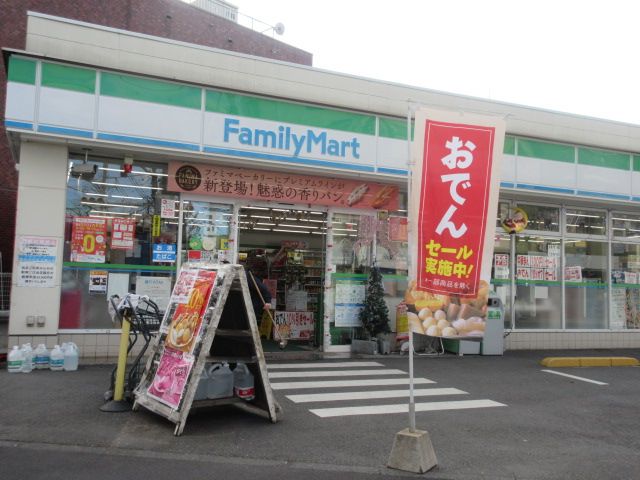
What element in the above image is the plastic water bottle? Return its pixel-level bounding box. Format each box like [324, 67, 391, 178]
[194, 365, 210, 400]
[233, 362, 255, 401]
[49, 345, 64, 371]
[8, 346, 24, 373]
[63, 342, 79, 371]
[34, 344, 50, 370]
[206, 363, 233, 399]
[21, 343, 34, 373]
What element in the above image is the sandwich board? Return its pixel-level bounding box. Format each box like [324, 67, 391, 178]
[133, 263, 281, 436]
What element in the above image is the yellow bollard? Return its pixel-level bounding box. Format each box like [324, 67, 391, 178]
[113, 315, 131, 402]
[101, 313, 132, 412]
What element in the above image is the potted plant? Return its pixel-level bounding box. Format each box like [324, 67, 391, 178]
[352, 266, 391, 354]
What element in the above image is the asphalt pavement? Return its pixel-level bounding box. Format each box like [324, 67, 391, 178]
[1, 349, 639, 479]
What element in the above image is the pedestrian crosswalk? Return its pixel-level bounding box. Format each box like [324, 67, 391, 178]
[268, 361, 506, 418]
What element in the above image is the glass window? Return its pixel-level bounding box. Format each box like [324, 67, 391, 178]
[611, 212, 640, 240]
[564, 240, 608, 329]
[496, 201, 511, 229]
[180, 200, 233, 265]
[513, 236, 562, 329]
[611, 243, 640, 329]
[565, 208, 607, 236]
[515, 203, 560, 233]
[490, 232, 512, 329]
[60, 154, 177, 329]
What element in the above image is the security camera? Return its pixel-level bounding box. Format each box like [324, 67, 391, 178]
[70, 163, 97, 179]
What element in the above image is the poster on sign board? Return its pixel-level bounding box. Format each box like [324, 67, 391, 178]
[17, 236, 58, 288]
[407, 108, 505, 339]
[71, 217, 106, 263]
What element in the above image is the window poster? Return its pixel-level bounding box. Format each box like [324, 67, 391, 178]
[17, 236, 58, 288]
[273, 311, 314, 340]
[89, 270, 108, 294]
[334, 277, 366, 327]
[389, 217, 408, 242]
[71, 217, 106, 263]
[111, 218, 136, 250]
[136, 276, 172, 312]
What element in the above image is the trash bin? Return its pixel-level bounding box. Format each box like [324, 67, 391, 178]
[481, 291, 504, 355]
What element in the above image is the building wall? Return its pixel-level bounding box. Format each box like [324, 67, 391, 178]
[0, 0, 312, 273]
[10, 141, 68, 336]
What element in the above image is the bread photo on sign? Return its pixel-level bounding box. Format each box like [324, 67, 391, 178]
[371, 185, 395, 208]
[346, 183, 369, 206]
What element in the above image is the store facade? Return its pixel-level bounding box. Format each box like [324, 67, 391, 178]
[4, 13, 640, 357]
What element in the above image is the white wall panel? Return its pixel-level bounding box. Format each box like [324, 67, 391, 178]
[577, 165, 631, 196]
[516, 157, 575, 190]
[98, 96, 201, 144]
[376, 137, 407, 171]
[500, 154, 516, 183]
[39, 87, 95, 131]
[5, 83, 36, 122]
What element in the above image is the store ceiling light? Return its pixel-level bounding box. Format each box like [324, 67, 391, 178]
[111, 194, 144, 200]
[89, 210, 130, 215]
[92, 181, 162, 190]
[278, 223, 318, 229]
[273, 228, 309, 234]
[99, 167, 168, 177]
[81, 201, 138, 208]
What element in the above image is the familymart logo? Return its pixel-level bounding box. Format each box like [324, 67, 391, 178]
[223, 117, 361, 160]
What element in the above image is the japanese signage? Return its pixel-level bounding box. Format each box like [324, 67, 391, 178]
[493, 254, 510, 280]
[152, 243, 177, 263]
[273, 311, 315, 340]
[111, 218, 136, 250]
[136, 276, 172, 312]
[71, 217, 106, 263]
[160, 198, 176, 218]
[501, 207, 529, 234]
[17, 236, 58, 288]
[411, 108, 505, 298]
[89, 270, 108, 294]
[564, 266, 583, 282]
[389, 217, 408, 242]
[516, 255, 558, 281]
[334, 276, 367, 327]
[152, 215, 161, 237]
[168, 163, 399, 210]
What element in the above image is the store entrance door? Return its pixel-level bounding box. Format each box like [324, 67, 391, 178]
[237, 205, 327, 351]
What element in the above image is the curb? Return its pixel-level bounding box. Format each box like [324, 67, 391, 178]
[541, 356, 640, 367]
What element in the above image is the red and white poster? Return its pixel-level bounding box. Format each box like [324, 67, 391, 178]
[411, 108, 505, 298]
[111, 218, 136, 250]
[71, 217, 107, 263]
[164, 269, 217, 353]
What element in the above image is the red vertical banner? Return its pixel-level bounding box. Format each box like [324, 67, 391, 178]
[411, 109, 505, 299]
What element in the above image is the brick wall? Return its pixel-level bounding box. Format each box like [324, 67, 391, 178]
[0, 0, 313, 272]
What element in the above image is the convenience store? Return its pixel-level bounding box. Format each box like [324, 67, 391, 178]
[4, 12, 640, 357]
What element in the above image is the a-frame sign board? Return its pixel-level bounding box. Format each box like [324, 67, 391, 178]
[133, 264, 281, 436]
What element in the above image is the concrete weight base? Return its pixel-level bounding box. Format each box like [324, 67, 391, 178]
[387, 428, 437, 474]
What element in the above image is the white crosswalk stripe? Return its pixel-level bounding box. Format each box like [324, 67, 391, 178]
[270, 360, 507, 418]
[286, 387, 467, 403]
[268, 362, 384, 369]
[268, 369, 405, 379]
[270, 377, 435, 390]
[310, 399, 506, 418]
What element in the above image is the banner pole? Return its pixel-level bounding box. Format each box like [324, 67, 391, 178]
[406, 105, 416, 433]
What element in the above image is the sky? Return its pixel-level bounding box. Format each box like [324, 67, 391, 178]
[231, 0, 640, 126]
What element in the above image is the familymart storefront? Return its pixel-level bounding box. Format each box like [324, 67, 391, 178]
[4, 14, 640, 358]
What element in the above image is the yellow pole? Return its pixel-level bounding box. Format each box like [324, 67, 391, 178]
[113, 315, 131, 402]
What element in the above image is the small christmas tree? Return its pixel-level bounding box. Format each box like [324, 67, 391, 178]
[358, 266, 391, 339]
